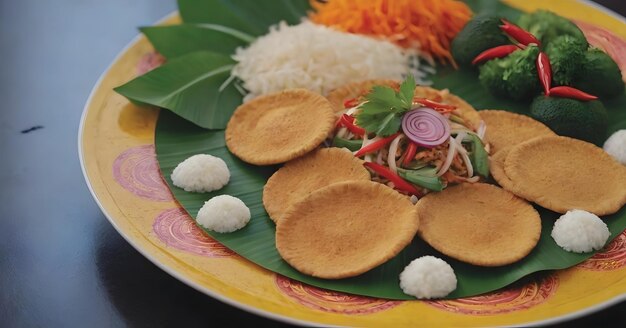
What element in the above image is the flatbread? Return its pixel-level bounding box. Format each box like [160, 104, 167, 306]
[326, 79, 399, 115]
[276, 180, 419, 279]
[479, 110, 555, 155]
[489, 147, 515, 190]
[417, 183, 541, 267]
[225, 89, 336, 165]
[504, 136, 626, 215]
[263, 148, 370, 223]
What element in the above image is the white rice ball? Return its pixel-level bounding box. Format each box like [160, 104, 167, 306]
[196, 195, 251, 233]
[399, 256, 457, 299]
[603, 130, 626, 165]
[171, 154, 230, 193]
[551, 209, 610, 253]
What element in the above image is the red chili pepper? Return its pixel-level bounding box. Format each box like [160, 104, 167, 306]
[548, 86, 598, 101]
[537, 52, 552, 96]
[414, 98, 457, 110]
[500, 19, 541, 46]
[363, 162, 419, 195]
[402, 142, 418, 167]
[340, 114, 366, 136]
[343, 98, 359, 108]
[354, 133, 400, 157]
[472, 45, 520, 65]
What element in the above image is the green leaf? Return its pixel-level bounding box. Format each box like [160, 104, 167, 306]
[177, 0, 311, 35]
[356, 111, 402, 137]
[376, 113, 402, 136]
[140, 24, 253, 59]
[114, 51, 241, 130]
[397, 167, 444, 191]
[399, 74, 416, 107]
[466, 133, 490, 178]
[366, 86, 405, 111]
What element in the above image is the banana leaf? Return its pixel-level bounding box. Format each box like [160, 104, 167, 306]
[114, 51, 241, 130]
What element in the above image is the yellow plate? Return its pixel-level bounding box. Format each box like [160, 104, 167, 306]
[79, 1, 626, 326]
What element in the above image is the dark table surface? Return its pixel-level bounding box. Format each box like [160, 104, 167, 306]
[1, 0, 625, 327]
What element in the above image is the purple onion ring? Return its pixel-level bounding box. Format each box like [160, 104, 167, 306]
[401, 108, 450, 148]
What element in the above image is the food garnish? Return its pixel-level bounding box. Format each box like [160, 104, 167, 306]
[401, 108, 450, 147]
[517, 10, 588, 46]
[548, 86, 598, 101]
[309, 0, 473, 66]
[452, 15, 511, 67]
[499, 19, 541, 46]
[471, 44, 520, 65]
[552, 210, 610, 253]
[399, 256, 457, 299]
[572, 48, 625, 98]
[416, 183, 542, 267]
[544, 35, 587, 86]
[536, 52, 552, 95]
[478, 44, 541, 101]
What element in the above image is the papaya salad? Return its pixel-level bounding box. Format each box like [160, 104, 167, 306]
[330, 76, 489, 198]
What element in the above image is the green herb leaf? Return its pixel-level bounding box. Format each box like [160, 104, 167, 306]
[399, 74, 416, 107]
[141, 24, 253, 59]
[114, 51, 241, 130]
[397, 167, 444, 191]
[463, 133, 490, 178]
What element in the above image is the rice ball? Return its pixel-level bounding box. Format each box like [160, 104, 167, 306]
[399, 256, 457, 299]
[603, 130, 626, 165]
[551, 209, 610, 253]
[197, 195, 250, 233]
[171, 154, 230, 193]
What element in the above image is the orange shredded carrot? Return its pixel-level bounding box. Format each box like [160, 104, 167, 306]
[309, 0, 473, 67]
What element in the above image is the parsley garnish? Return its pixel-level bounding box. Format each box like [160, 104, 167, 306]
[355, 75, 416, 136]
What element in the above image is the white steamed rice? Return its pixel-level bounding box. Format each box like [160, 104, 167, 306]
[603, 129, 626, 165]
[196, 195, 251, 233]
[551, 209, 610, 253]
[171, 154, 230, 193]
[399, 256, 457, 299]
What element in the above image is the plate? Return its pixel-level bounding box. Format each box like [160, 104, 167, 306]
[80, 0, 626, 326]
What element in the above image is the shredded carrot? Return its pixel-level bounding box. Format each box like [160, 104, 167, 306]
[309, 0, 473, 67]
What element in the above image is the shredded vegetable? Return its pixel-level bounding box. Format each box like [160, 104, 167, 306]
[309, 0, 474, 66]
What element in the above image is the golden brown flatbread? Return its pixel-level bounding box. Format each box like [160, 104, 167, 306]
[417, 183, 541, 267]
[479, 110, 555, 155]
[263, 148, 370, 223]
[504, 136, 626, 215]
[489, 147, 515, 190]
[276, 180, 419, 279]
[225, 89, 335, 165]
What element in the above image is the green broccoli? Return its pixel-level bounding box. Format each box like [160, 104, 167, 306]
[451, 15, 511, 68]
[478, 45, 540, 101]
[518, 10, 588, 47]
[544, 35, 587, 85]
[572, 48, 625, 99]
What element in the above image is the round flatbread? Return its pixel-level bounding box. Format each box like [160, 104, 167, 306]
[479, 110, 555, 155]
[276, 180, 419, 279]
[489, 147, 515, 190]
[225, 89, 336, 165]
[326, 79, 399, 115]
[414, 86, 482, 130]
[417, 183, 541, 267]
[263, 148, 370, 223]
[504, 136, 626, 215]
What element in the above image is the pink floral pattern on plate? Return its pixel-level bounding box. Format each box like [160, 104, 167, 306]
[577, 230, 626, 271]
[153, 208, 234, 258]
[426, 275, 559, 315]
[274, 274, 401, 315]
[576, 20, 626, 81]
[112, 145, 173, 202]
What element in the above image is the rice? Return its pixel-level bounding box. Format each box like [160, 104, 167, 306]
[399, 256, 457, 299]
[551, 209, 611, 253]
[196, 195, 251, 233]
[603, 129, 626, 165]
[171, 154, 230, 193]
[232, 21, 431, 101]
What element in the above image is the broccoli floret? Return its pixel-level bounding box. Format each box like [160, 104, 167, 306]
[544, 35, 587, 85]
[518, 10, 588, 47]
[572, 48, 625, 98]
[479, 45, 540, 101]
[451, 15, 510, 68]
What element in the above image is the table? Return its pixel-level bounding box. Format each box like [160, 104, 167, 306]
[1, 0, 625, 326]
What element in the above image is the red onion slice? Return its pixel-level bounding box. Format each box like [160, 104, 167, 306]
[401, 108, 450, 148]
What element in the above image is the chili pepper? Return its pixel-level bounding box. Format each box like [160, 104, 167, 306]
[343, 97, 359, 108]
[471, 45, 520, 65]
[354, 133, 400, 157]
[402, 142, 418, 167]
[414, 98, 456, 110]
[363, 162, 419, 195]
[339, 114, 366, 136]
[548, 86, 598, 101]
[500, 19, 541, 46]
[537, 52, 552, 95]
